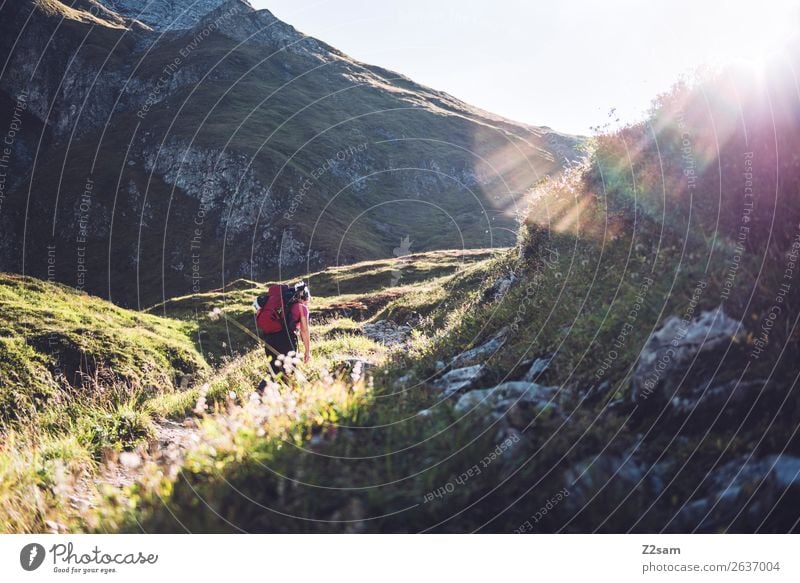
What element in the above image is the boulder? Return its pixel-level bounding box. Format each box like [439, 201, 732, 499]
[631, 306, 745, 414]
[670, 454, 800, 532]
[335, 357, 373, 380]
[450, 326, 510, 368]
[453, 381, 561, 428]
[562, 452, 667, 522]
[482, 272, 518, 302]
[581, 380, 613, 406]
[521, 355, 552, 383]
[454, 381, 557, 413]
[432, 364, 485, 397]
[393, 372, 415, 389]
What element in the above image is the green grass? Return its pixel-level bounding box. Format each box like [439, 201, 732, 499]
[0, 273, 210, 532]
[146, 248, 504, 364]
[0, 274, 209, 424]
[87, 73, 800, 532]
[6, 59, 800, 532]
[0, 250, 494, 532]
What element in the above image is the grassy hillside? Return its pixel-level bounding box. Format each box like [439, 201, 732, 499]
[0, 274, 208, 423]
[0, 273, 214, 532]
[0, 248, 500, 532]
[148, 248, 499, 363]
[87, 58, 800, 534]
[4, 54, 800, 534]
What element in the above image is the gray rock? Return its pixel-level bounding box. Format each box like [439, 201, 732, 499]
[433, 365, 485, 397]
[671, 454, 800, 532]
[581, 380, 613, 406]
[395, 372, 414, 385]
[483, 272, 518, 302]
[98, 0, 251, 32]
[363, 320, 413, 346]
[450, 326, 510, 368]
[521, 355, 552, 383]
[453, 381, 562, 429]
[563, 452, 665, 518]
[336, 358, 372, 378]
[631, 306, 744, 411]
[454, 381, 558, 414]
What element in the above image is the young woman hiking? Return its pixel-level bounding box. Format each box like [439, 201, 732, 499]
[256, 282, 311, 385]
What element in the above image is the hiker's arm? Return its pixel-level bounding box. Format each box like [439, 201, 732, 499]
[299, 311, 311, 362]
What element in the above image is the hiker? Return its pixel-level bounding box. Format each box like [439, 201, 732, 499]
[255, 281, 311, 377]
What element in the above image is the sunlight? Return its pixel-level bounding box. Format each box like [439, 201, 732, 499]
[700, 0, 799, 65]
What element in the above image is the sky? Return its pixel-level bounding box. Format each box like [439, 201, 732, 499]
[251, 0, 800, 136]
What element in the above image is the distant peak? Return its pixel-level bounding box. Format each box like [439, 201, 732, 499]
[96, 0, 254, 32]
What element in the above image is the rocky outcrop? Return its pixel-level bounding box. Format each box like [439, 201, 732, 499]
[520, 355, 552, 383]
[670, 455, 800, 532]
[198, 2, 329, 56]
[481, 271, 517, 303]
[631, 306, 746, 419]
[362, 320, 413, 347]
[453, 381, 561, 428]
[98, 0, 249, 31]
[450, 326, 510, 368]
[432, 364, 485, 397]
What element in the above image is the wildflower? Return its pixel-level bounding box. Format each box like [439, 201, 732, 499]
[350, 360, 363, 383]
[208, 307, 223, 321]
[119, 452, 142, 469]
[194, 383, 210, 415]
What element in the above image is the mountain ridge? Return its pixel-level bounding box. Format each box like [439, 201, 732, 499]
[0, 0, 579, 309]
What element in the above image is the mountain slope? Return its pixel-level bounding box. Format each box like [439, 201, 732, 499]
[0, 0, 579, 309]
[89, 55, 800, 534]
[0, 247, 498, 532]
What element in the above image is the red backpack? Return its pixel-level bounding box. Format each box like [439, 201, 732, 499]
[255, 284, 298, 334]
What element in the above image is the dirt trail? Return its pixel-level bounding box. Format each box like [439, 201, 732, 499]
[68, 419, 200, 513]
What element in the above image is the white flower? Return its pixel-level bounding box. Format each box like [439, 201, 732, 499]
[208, 307, 223, 321]
[194, 383, 210, 414]
[120, 452, 142, 469]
